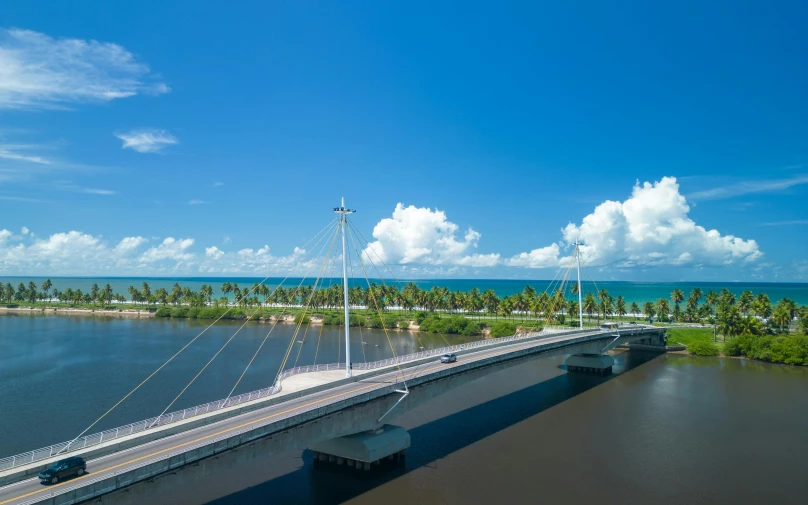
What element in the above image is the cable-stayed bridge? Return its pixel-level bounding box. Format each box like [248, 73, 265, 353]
[0, 201, 667, 505]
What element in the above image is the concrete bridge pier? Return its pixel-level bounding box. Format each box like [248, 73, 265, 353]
[309, 424, 409, 472]
[565, 353, 615, 375]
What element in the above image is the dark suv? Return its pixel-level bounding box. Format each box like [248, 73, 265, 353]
[38, 456, 86, 484]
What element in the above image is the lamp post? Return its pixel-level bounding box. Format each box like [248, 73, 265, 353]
[334, 198, 355, 377]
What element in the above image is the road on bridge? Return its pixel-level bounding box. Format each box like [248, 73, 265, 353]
[0, 327, 630, 505]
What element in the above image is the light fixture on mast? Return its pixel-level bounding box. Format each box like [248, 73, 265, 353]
[334, 198, 355, 377]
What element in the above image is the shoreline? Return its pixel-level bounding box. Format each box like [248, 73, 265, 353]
[0, 306, 155, 318]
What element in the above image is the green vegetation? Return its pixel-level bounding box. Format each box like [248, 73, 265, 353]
[418, 315, 481, 336]
[489, 321, 517, 338]
[2, 279, 807, 365]
[724, 334, 808, 366]
[688, 341, 720, 356]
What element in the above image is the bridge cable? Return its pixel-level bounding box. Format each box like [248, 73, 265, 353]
[274, 220, 341, 384]
[313, 243, 339, 365]
[292, 238, 337, 368]
[283, 224, 340, 373]
[347, 221, 439, 349]
[345, 223, 408, 386]
[224, 227, 342, 400]
[150, 220, 341, 426]
[58, 218, 338, 453]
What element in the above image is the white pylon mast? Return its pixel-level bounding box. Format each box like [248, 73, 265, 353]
[575, 242, 583, 329]
[334, 198, 355, 377]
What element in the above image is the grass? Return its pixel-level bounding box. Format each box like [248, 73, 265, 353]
[664, 327, 724, 352]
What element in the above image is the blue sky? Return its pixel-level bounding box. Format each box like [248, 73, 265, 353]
[0, 0, 806, 281]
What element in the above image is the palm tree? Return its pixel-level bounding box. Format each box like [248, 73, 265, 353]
[200, 284, 213, 306]
[616, 296, 627, 319]
[221, 282, 233, 299]
[41, 279, 53, 302]
[141, 282, 152, 306]
[643, 301, 656, 321]
[155, 288, 168, 306]
[706, 290, 719, 319]
[772, 305, 791, 333]
[597, 289, 610, 324]
[101, 284, 114, 305]
[738, 290, 754, 316]
[737, 316, 763, 336]
[498, 297, 513, 320]
[753, 293, 772, 319]
[568, 300, 579, 323]
[27, 281, 38, 303]
[629, 302, 640, 320]
[656, 298, 670, 322]
[671, 289, 684, 310]
[482, 289, 499, 319]
[583, 292, 597, 324]
[717, 306, 741, 340]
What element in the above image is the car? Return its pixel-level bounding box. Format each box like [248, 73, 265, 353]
[629, 321, 636, 325]
[440, 353, 457, 364]
[38, 456, 86, 484]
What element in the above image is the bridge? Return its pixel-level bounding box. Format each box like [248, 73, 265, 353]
[0, 324, 665, 505]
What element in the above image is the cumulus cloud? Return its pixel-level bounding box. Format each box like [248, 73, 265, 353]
[0, 28, 169, 110]
[0, 228, 313, 275]
[116, 129, 178, 153]
[508, 177, 763, 269]
[140, 237, 195, 263]
[363, 203, 500, 267]
[505, 243, 561, 268]
[0, 230, 149, 274]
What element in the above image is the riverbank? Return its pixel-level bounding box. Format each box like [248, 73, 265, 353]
[0, 306, 155, 318]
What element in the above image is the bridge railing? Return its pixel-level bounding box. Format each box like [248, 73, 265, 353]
[1, 325, 656, 472]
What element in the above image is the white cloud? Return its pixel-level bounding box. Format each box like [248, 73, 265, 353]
[0, 232, 311, 276]
[0, 144, 50, 164]
[363, 203, 500, 267]
[505, 243, 561, 268]
[205, 246, 224, 260]
[689, 174, 808, 200]
[116, 129, 178, 153]
[114, 236, 148, 253]
[83, 188, 116, 195]
[0, 28, 169, 110]
[212, 182, 224, 187]
[21, 226, 29, 235]
[761, 220, 808, 226]
[508, 177, 763, 269]
[188, 199, 208, 205]
[140, 237, 195, 263]
[0, 230, 149, 274]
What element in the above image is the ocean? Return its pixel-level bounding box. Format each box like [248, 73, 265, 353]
[2, 276, 807, 306]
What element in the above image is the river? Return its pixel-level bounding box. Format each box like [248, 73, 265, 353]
[1, 314, 807, 504]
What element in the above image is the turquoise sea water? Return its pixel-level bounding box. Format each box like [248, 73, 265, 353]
[2, 276, 808, 306]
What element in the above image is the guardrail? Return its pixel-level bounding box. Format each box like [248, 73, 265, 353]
[0, 324, 655, 472]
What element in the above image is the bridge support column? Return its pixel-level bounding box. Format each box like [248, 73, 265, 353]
[565, 353, 615, 375]
[308, 424, 410, 472]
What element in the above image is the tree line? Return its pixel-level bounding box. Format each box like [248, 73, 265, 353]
[2, 279, 806, 335]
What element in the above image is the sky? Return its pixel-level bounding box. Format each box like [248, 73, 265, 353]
[0, 0, 806, 281]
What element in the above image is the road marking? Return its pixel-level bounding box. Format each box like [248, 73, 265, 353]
[0, 330, 615, 505]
